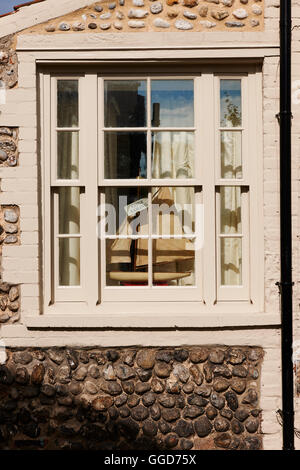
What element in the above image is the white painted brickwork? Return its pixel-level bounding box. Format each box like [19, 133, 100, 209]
[0, 0, 298, 450]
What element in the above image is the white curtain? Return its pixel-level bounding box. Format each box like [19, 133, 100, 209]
[152, 132, 195, 285]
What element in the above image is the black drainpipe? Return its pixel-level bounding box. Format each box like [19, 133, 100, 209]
[278, 0, 294, 451]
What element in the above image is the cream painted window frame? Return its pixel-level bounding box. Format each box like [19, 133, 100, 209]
[41, 64, 264, 316]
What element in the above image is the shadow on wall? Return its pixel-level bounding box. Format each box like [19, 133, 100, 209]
[0, 347, 263, 450]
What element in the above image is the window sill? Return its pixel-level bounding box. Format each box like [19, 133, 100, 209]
[24, 312, 281, 329]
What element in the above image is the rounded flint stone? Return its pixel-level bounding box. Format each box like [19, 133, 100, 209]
[150, 1, 163, 14]
[59, 23, 70, 31]
[100, 23, 111, 30]
[0, 150, 8, 161]
[72, 22, 86, 31]
[88, 23, 98, 29]
[175, 19, 193, 29]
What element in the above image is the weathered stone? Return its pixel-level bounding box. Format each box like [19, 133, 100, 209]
[89, 352, 106, 365]
[232, 365, 248, 378]
[200, 20, 216, 28]
[220, 408, 233, 420]
[214, 417, 230, 432]
[128, 20, 145, 28]
[167, 0, 178, 4]
[92, 396, 113, 411]
[203, 364, 213, 383]
[158, 394, 175, 408]
[57, 396, 73, 407]
[102, 363, 115, 381]
[57, 365, 71, 384]
[123, 381, 135, 395]
[188, 394, 208, 407]
[225, 391, 238, 411]
[251, 408, 261, 417]
[55, 384, 68, 396]
[214, 432, 232, 449]
[72, 22, 85, 31]
[199, 5, 209, 17]
[175, 19, 193, 30]
[166, 378, 181, 394]
[0, 282, 10, 293]
[101, 379, 122, 396]
[162, 408, 180, 422]
[115, 364, 136, 381]
[227, 348, 246, 365]
[213, 365, 232, 378]
[150, 403, 161, 420]
[41, 384, 55, 397]
[183, 382, 194, 394]
[189, 365, 203, 385]
[210, 391, 225, 409]
[155, 361, 172, 378]
[221, 0, 233, 4]
[173, 364, 190, 383]
[0, 365, 14, 384]
[190, 348, 208, 363]
[195, 384, 212, 397]
[206, 405, 218, 420]
[183, 10, 197, 19]
[233, 8, 248, 19]
[69, 381, 83, 396]
[0, 296, 8, 312]
[231, 418, 244, 434]
[244, 436, 261, 450]
[135, 382, 151, 395]
[142, 419, 158, 437]
[231, 379, 246, 394]
[59, 23, 70, 31]
[225, 21, 245, 27]
[0, 150, 8, 161]
[5, 235, 18, 244]
[88, 364, 100, 379]
[85, 381, 98, 395]
[159, 420, 171, 434]
[209, 349, 225, 364]
[48, 349, 65, 365]
[251, 19, 260, 27]
[100, 23, 111, 30]
[213, 378, 229, 392]
[137, 368, 152, 382]
[248, 348, 262, 362]
[45, 24, 56, 32]
[31, 364, 45, 385]
[136, 350, 156, 370]
[13, 351, 32, 365]
[128, 8, 149, 18]
[114, 21, 123, 30]
[8, 286, 19, 302]
[245, 417, 259, 433]
[183, 405, 204, 419]
[252, 4, 262, 15]
[109, 2, 117, 8]
[127, 395, 140, 408]
[167, 9, 179, 18]
[211, 9, 229, 21]
[73, 366, 88, 381]
[183, 0, 198, 6]
[4, 223, 18, 234]
[123, 350, 136, 366]
[131, 405, 149, 421]
[150, 1, 163, 14]
[151, 378, 165, 393]
[142, 392, 156, 407]
[194, 416, 212, 437]
[100, 12, 112, 20]
[234, 407, 250, 422]
[165, 434, 178, 448]
[115, 393, 127, 407]
[175, 418, 193, 437]
[119, 406, 130, 418]
[248, 365, 259, 379]
[153, 18, 170, 28]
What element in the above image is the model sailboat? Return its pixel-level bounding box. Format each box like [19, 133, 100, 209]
[108, 187, 194, 283]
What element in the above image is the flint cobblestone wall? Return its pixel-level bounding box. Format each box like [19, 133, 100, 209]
[0, 346, 263, 450]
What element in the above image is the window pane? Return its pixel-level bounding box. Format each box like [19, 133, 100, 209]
[106, 239, 148, 286]
[57, 80, 78, 128]
[220, 79, 241, 128]
[104, 132, 147, 179]
[152, 186, 195, 236]
[59, 238, 80, 286]
[57, 131, 79, 180]
[104, 80, 146, 128]
[221, 238, 242, 285]
[221, 131, 242, 179]
[152, 132, 194, 179]
[58, 187, 80, 234]
[220, 187, 241, 234]
[104, 187, 148, 236]
[153, 238, 195, 286]
[151, 80, 194, 127]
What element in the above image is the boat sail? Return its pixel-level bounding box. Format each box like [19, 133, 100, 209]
[108, 187, 194, 283]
